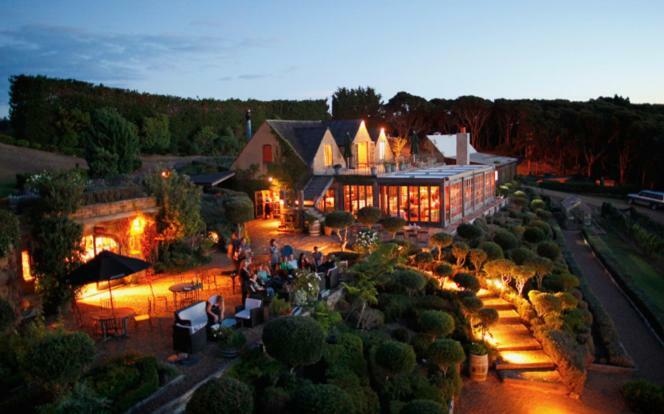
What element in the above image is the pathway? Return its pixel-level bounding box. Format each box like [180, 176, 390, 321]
[562, 229, 664, 383]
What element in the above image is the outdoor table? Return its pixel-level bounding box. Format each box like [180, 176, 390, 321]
[169, 282, 203, 309]
[89, 307, 135, 340]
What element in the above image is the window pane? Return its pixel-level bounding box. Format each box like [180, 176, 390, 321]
[389, 186, 398, 216]
[366, 185, 373, 206]
[400, 186, 409, 221]
[344, 185, 350, 211]
[409, 186, 419, 222]
[359, 186, 366, 210]
[431, 186, 440, 223]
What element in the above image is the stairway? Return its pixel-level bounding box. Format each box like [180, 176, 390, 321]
[479, 290, 567, 394]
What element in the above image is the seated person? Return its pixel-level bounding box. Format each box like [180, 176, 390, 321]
[256, 263, 271, 283]
[287, 254, 299, 270]
[206, 294, 224, 325]
[249, 272, 274, 298]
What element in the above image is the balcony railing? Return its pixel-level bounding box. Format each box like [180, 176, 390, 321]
[317, 156, 444, 177]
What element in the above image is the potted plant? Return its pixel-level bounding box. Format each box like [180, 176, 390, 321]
[217, 328, 246, 358]
[469, 342, 489, 381]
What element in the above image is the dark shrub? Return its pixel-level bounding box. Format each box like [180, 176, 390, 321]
[530, 199, 546, 210]
[493, 229, 519, 250]
[356, 206, 382, 225]
[0, 298, 15, 333]
[461, 295, 483, 313]
[428, 339, 465, 374]
[263, 316, 325, 369]
[416, 295, 452, 311]
[535, 208, 553, 220]
[326, 368, 379, 414]
[20, 330, 95, 395]
[380, 216, 407, 236]
[622, 380, 664, 414]
[418, 310, 455, 338]
[456, 223, 483, 241]
[259, 386, 290, 414]
[392, 327, 411, 343]
[523, 226, 546, 243]
[537, 241, 560, 260]
[0, 209, 19, 257]
[393, 269, 427, 296]
[508, 247, 536, 265]
[325, 211, 354, 229]
[373, 340, 416, 377]
[452, 273, 480, 293]
[414, 251, 434, 269]
[433, 263, 453, 279]
[186, 377, 253, 414]
[400, 399, 446, 414]
[291, 383, 354, 414]
[381, 293, 414, 322]
[478, 241, 504, 260]
[543, 272, 580, 292]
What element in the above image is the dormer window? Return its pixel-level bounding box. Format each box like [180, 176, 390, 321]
[378, 140, 386, 161]
[324, 144, 333, 167]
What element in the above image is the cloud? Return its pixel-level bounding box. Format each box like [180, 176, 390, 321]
[0, 24, 270, 109]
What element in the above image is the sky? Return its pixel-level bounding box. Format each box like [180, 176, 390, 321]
[1, 0, 663, 117]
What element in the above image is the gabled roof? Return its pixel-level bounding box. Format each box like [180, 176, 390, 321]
[188, 171, 235, 186]
[266, 120, 327, 164]
[303, 176, 334, 203]
[324, 119, 363, 147]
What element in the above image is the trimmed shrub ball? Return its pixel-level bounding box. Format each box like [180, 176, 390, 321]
[418, 310, 455, 338]
[373, 340, 416, 377]
[523, 226, 546, 243]
[356, 206, 382, 225]
[186, 377, 253, 414]
[456, 223, 483, 241]
[508, 247, 536, 265]
[492, 229, 519, 251]
[537, 241, 560, 260]
[478, 241, 504, 260]
[433, 263, 454, 279]
[428, 338, 466, 374]
[263, 316, 325, 368]
[400, 399, 446, 414]
[291, 383, 354, 414]
[461, 295, 483, 313]
[393, 269, 427, 296]
[452, 272, 480, 293]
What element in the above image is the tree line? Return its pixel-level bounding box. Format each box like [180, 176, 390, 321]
[333, 87, 664, 188]
[7, 75, 329, 156]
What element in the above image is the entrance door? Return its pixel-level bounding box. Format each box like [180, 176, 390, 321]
[357, 142, 368, 167]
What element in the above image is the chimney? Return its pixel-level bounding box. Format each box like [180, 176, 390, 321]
[245, 109, 252, 140]
[456, 127, 470, 165]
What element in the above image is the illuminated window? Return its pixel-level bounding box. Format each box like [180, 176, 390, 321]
[343, 185, 373, 214]
[378, 140, 386, 161]
[324, 144, 333, 167]
[81, 235, 119, 262]
[357, 142, 368, 167]
[21, 250, 34, 282]
[262, 144, 273, 163]
[128, 215, 146, 255]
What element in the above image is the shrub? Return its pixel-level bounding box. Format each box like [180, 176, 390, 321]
[430, 232, 454, 260]
[451, 241, 469, 267]
[325, 211, 355, 249]
[476, 308, 499, 338]
[263, 316, 325, 369]
[523, 226, 546, 243]
[433, 263, 453, 279]
[48, 383, 111, 414]
[418, 310, 455, 339]
[493, 229, 519, 250]
[326, 368, 380, 414]
[392, 327, 411, 343]
[536, 208, 553, 220]
[20, 330, 95, 396]
[456, 223, 483, 241]
[291, 383, 354, 414]
[416, 295, 452, 311]
[461, 295, 483, 313]
[537, 241, 560, 260]
[468, 248, 488, 272]
[380, 216, 407, 237]
[508, 247, 535, 265]
[356, 206, 382, 225]
[373, 340, 416, 378]
[414, 251, 434, 269]
[530, 199, 546, 210]
[478, 241, 504, 260]
[186, 377, 253, 414]
[543, 272, 580, 292]
[452, 273, 480, 293]
[483, 259, 516, 285]
[0, 298, 15, 333]
[529, 219, 553, 238]
[381, 293, 414, 322]
[622, 380, 664, 414]
[259, 386, 290, 414]
[400, 399, 446, 414]
[393, 269, 427, 296]
[0, 209, 19, 258]
[428, 338, 465, 375]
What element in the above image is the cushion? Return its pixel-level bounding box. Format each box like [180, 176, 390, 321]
[235, 309, 251, 320]
[245, 298, 262, 310]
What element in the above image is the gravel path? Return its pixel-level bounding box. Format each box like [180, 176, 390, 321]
[563, 230, 664, 383]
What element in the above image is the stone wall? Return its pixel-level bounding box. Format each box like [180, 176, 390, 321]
[70, 197, 158, 223]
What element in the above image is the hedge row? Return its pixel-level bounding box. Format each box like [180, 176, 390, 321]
[538, 181, 639, 197]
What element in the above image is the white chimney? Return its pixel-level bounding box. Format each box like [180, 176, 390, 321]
[456, 127, 470, 165]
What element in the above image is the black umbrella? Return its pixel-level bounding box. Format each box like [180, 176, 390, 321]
[410, 131, 419, 156]
[68, 250, 151, 317]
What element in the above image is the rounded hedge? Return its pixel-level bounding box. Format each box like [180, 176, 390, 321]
[536, 241, 560, 260]
[493, 229, 519, 250]
[415, 251, 434, 266]
[393, 269, 427, 295]
[456, 223, 483, 241]
[380, 216, 407, 234]
[419, 310, 455, 338]
[530, 199, 546, 210]
[461, 295, 483, 313]
[373, 340, 416, 377]
[452, 272, 480, 293]
[523, 226, 546, 243]
[356, 206, 382, 225]
[508, 247, 536, 265]
[433, 263, 453, 278]
[291, 384, 354, 414]
[400, 399, 446, 414]
[478, 241, 504, 260]
[263, 316, 325, 368]
[428, 338, 466, 371]
[325, 211, 355, 229]
[186, 377, 253, 414]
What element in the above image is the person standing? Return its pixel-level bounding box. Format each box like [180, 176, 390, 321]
[269, 239, 280, 272]
[312, 246, 323, 270]
[239, 259, 251, 304]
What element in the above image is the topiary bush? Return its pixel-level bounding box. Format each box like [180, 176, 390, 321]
[451, 241, 469, 267]
[508, 247, 535, 265]
[427, 338, 465, 375]
[430, 232, 454, 260]
[433, 263, 453, 280]
[468, 248, 488, 272]
[263, 316, 325, 369]
[537, 241, 560, 260]
[493, 229, 519, 251]
[400, 399, 446, 414]
[356, 206, 382, 225]
[393, 269, 427, 296]
[523, 226, 546, 243]
[622, 380, 664, 414]
[290, 383, 354, 414]
[456, 223, 483, 241]
[185, 376, 253, 414]
[530, 199, 546, 210]
[452, 273, 480, 293]
[414, 251, 434, 270]
[418, 310, 455, 339]
[478, 241, 504, 260]
[461, 295, 483, 314]
[380, 216, 407, 238]
[373, 340, 416, 378]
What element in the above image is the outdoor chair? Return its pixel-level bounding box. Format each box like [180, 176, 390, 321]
[173, 301, 208, 354]
[395, 231, 405, 241]
[325, 266, 340, 290]
[417, 230, 429, 244]
[234, 298, 263, 328]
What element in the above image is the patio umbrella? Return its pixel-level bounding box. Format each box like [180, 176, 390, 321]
[410, 131, 419, 156]
[67, 250, 151, 317]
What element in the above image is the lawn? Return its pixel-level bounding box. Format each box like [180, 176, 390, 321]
[587, 225, 664, 334]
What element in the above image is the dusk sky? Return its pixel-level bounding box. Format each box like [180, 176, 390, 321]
[1, 0, 663, 116]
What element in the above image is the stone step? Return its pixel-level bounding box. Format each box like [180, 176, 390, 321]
[490, 329, 542, 351]
[477, 289, 496, 299]
[499, 369, 567, 395]
[489, 323, 530, 335]
[496, 350, 556, 371]
[496, 309, 522, 323]
[482, 297, 513, 310]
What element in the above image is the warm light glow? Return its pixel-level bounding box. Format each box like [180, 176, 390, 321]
[130, 215, 146, 235]
[161, 170, 171, 178]
[81, 235, 119, 262]
[268, 176, 273, 182]
[21, 250, 34, 282]
[208, 231, 220, 243]
[128, 215, 147, 255]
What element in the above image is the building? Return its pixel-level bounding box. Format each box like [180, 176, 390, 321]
[425, 131, 518, 185]
[232, 119, 501, 228]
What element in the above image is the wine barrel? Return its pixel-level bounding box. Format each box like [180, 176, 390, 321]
[309, 220, 321, 236]
[469, 353, 489, 381]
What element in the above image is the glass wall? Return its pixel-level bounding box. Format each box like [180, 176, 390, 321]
[343, 185, 373, 213]
[316, 188, 336, 213]
[449, 182, 462, 219]
[463, 179, 473, 212]
[473, 174, 484, 207]
[378, 185, 442, 224]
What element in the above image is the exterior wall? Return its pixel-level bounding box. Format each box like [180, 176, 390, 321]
[351, 121, 375, 168]
[70, 197, 158, 231]
[496, 162, 517, 185]
[311, 129, 347, 174]
[374, 130, 394, 163]
[231, 122, 282, 177]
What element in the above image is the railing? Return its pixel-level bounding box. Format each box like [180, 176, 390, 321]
[317, 156, 445, 177]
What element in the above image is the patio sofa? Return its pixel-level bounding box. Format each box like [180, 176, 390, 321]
[173, 301, 208, 354]
[318, 266, 340, 291]
[234, 298, 264, 328]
